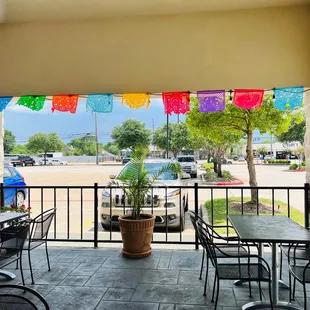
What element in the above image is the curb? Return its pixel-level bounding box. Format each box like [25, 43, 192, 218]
[283, 169, 306, 173]
[216, 178, 244, 186]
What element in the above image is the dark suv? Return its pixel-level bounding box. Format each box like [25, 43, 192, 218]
[11, 156, 35, 167]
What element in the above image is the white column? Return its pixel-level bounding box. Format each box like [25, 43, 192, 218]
[305, 90, 310, 184]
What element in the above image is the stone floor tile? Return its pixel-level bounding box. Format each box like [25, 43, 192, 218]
[131, 284, 206, 305]
[85, 268, 142, 288]
[79, 249, 121, 257]
[169, 252, 201, 271]
[102, 287, 134, 301]
[175, 305, 210, 310]
[159, 304, 175, 310]
[59, 275, 90, 286]
[69, 263, 101, 276]
[73, 256, 107, 264]
[157, 256, 171, 269]
[178, 271, 204, 286]
[139, 270, 179, 284]
[45, 286, 107, 310]
[101, 257, 159, 269]
[95, 301, 159, 310]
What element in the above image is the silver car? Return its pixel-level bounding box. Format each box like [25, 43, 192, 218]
[100, 159, 190, 231]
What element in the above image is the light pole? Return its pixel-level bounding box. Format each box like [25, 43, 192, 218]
[94, 113, 99, 165]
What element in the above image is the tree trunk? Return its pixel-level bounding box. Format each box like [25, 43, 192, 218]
[213, 159, 218, 173]
[44, 152, 47, 165]
[215, 153, 222, 178]
[246, 131, 258, 204]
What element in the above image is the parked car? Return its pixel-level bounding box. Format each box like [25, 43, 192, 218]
[100, 159, 190, 231]
[39, 159, 68, 166]
[122, 157, 131, 165]
[176, 155, 197, 178]
[221, 157, 233, 164]
[11, 155, 35, 167]
[3, 166, 27, 207]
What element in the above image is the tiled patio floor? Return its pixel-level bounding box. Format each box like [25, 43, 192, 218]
[0, 245, 308, 309]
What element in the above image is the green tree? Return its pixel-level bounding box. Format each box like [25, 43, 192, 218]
[111, 119, 151, 151]
[186, 96, 292, 203]
[256, 146, 268, 158]
[10, 144, 29, 155]
[4, 130, 16, 154]
[103, 142, 120, 156]
[68, 135, 103, 156]
[27, 133, 64, 164]
[153, 122, 191, 157]
[276, 119, 305, 145]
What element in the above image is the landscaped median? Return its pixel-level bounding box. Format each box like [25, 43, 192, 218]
[202, 197, 304, 235]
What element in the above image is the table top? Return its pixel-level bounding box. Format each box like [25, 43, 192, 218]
[0, 212, 27, 225]
[228, 215, 310, 244]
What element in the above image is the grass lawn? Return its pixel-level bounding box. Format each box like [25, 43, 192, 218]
[205, 197, 304, 235]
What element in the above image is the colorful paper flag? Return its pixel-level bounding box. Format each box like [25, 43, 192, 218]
[86, 94, 113, 113]
[162, 92, 190, 115]
[52, 95, 79, 113]
[233, 89, 264, 109]
[274, 87, 304, 110]
[197, 90, 225, 112]
[0, 97, 13, 112]
[122, 93, 150, 109]
[17, 96, 46, 111]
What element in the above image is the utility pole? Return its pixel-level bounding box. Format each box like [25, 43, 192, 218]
[166, 114, 169, 159]
[152, 118, 155, 158]
[94, 112, 99, 165]
[270, 135, 273, 159]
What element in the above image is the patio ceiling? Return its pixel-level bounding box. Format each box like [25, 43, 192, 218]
[0, 2, 309, 96]
[2, 0, 310, 23]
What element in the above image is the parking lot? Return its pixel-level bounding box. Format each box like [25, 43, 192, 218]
[14, 162, 307, 243]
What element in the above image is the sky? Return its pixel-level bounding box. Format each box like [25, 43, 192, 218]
[4, 98, 185, 145]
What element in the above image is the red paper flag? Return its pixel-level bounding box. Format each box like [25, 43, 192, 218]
[52, 95, 79, 113]
[162, 92, 190, 115]
[233, 89, 264, 109]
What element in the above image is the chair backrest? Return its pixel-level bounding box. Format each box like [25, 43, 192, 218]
[0, 224, 29, 252]
[0, 284, 50, 310]
[188, 210, 225, 242]
[30, 208, 56, 241]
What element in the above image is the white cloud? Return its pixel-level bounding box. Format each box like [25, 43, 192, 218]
[5, 102, 51, 114]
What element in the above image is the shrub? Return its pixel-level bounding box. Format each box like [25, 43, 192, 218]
[203, 168, 217, 180]
[289, 163, 298, 170]
[302, 161, 306, 167]
[222, 170, 233, 181]
[267, 160, 291, 165]
[203, 162, 214, 169]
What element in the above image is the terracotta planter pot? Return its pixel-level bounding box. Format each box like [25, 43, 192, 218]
[119, 214, 155, 259]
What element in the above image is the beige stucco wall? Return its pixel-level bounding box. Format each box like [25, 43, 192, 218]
[0, 5, 309, 96]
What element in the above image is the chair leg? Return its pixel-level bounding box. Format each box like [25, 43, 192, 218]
[199, 249, 205, 280]
[203, 257, 209, 296]
[214, 276, 220, 310]
[28, 250, 35, 284]
[293, 278, 296, 301]
[211, 274, 217, 303]
[248, 280, 252, 298]
[289, 272, 292, 302]
[268, 280, 274, 310]
[279, 247, 283, 280]
[258, 280, 262, 301]
[303, 283, 307, 310]
[45, 241, 51, 271]
[16, 252, 19, 270]
[19, 252, 25, 286]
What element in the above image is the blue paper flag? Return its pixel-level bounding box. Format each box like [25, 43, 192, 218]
[274, 87, 304, 110]
[86, 94, 113, 113]
[0, 97, 13, 112]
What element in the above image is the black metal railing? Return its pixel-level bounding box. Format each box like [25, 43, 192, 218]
[1, 183, 309, 248]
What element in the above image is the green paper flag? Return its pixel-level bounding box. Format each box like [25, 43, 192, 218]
[17, 96, 46, 111]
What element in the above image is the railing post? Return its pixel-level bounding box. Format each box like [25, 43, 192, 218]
[0, 183, 4, 208]
[194, 182, 199, 250]
[94, 182, 98, 248]
[304, 183, 310, 229]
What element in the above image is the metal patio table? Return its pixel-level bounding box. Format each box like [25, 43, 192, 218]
[228, 215, 310, 310]
[0, 212, 27, 280]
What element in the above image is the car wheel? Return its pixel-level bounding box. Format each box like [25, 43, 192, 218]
[184, 195, 188, 212]
[228, 161, 232, 164]
[49, 163, 52, 166]
[39, 162, 42, 166]
[191, 173, 197, 178]
[177, 215, 185, 232]
[101, 223, 112, 231]
[13, 164, 16, 167]
[14, 191, 25, 207]
[22, 162, 26, 167]
[60, 163, 63, 165]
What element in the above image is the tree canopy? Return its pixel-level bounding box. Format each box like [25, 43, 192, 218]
[68, 135, 103, 156]
[4, 130, 16, 154]
[153, 122, 192, 157]
[10, 144, 30, 155]
[186, 96, 293, 202]
[111, 119, 151, 151]
[276, 119, 305, 145]
[103, 142, 120, 156]
[27, 133, 64, 157]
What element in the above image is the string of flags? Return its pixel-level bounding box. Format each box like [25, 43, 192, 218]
[0, 86, 307, 114]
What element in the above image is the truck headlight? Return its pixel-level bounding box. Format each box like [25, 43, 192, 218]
[102, 190, 110, 197]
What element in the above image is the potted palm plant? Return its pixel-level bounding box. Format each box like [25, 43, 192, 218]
[113, 147, 181, 258]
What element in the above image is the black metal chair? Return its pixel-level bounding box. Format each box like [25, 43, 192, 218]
[0, 224, 29, 286]
[0, 284, 50, 309]
[287, 243, 310, 309]
[24, 208, 56, 284]
[188, 211, 257, 297]
[197, 221, 273, 310]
